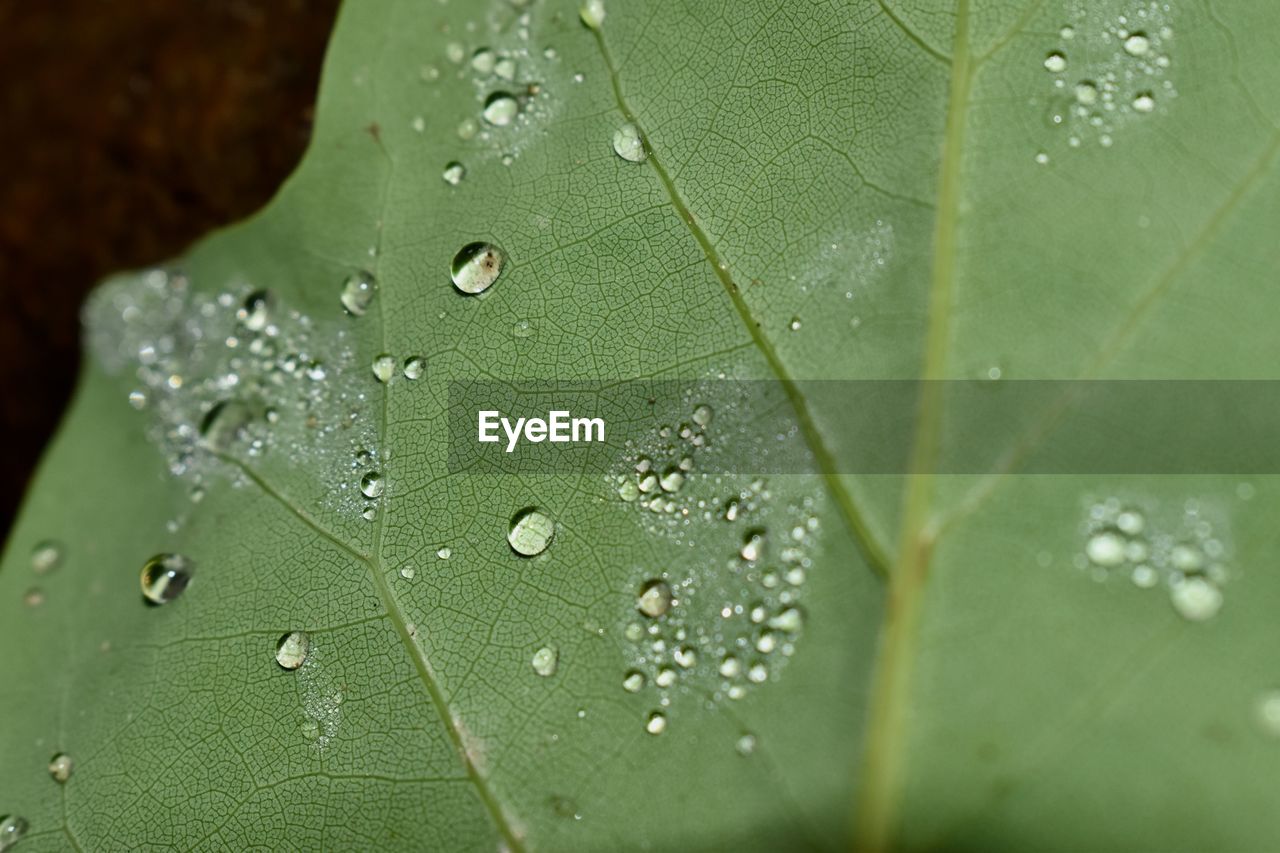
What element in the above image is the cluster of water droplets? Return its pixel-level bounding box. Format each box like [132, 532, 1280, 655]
[1076, 496, 1230, 621]
[1036, 3, 1176, 162]
[84, 268, 377, 519]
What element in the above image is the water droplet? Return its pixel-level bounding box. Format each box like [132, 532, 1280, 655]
[1060, 25, 1075, 40]
[451, 242, 507, 294]
[611, 123, 646, 163]
[513, 319, 535, 338]
[644, 710, 667, 735]
[48, 753, 73, 783]
[532, 646, 559, 677]
[437, 546, 452, 560]
[340, 271, 377, 316]
[457, 118, 479, 140]
[673, 646, 697, 668]
[1123, 32, 1151, 56]
[788, 316, 802, 331]
[1169, 576, 1222, 622]
[622, 670, 645, 693]
[0, 816, 27, 852]
[637, 579, 673, 618]
[768, 607, 804, 633]
[1116, 510, 1145, 535]
[691, 404, 713, 428]
[747, 661, 769, 683]
[1132, 91, 1156, 113]
[495, 58, 516, 81]
[482, 92, 519, 127]
[1044, 52, 1067, 73]
[756, 630, 778, 654]
[237, 290, 272, 332]
[1085, 531, 1126, 567]
[508, 507, 555, 556]
[360, 472, 384, 499]
[140, 553, 194, 605]
[659, 468, 685, 493]
[443, 161, 466, 186]
[735, 733, 757, 756]
[740, 529, 765, 562]
[654, 666, 676, 688]
[1256, 689, 1280, 737]
[30, 541, 63, 574]
[1131, 565, 1159, 588]
[1034, 152, 1050, 165]
[199, 400, 254, 450]
[371, 354, 396, 384]
[1075, 81, 1099, 105]
[471, 48, 496, 75]
[579, 0, 605, 29]
[403, 357, 425, 380]
[399, 565, 416, 580]
[719, 654, 742, 678]
[128, 389, 147, 409]
[275, 631, 310, 670]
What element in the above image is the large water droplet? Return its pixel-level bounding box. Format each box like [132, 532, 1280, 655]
[140, 554, 194, 604]
[371, 354, 396, 384]
[532, 646, 559, 677]
[451, 242, 507, 294]
[1169, 576, 1222, 622]
[275, 631, 310, 670]
[579, 0, 605, 29]
[199, 400, 254, 450]
[482, 92, 519, 127]
[340, 271, 377, 316]
[508, 507, 555, 556]
[360, 472, 385, 499]
[48, 753, 73, 783]
[0, 816, 27, 853]
[611, 123, 646, 163]
[636, 579, 673, 618]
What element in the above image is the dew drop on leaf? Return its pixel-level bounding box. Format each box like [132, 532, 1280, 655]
[237, 290, 272, 332]
[508, 507, 555, 556]
[451, 242, 507, 294]
[339, 270, 377, 316]
[140, 554, 194, 605]
[30, 541, 62, 574]
[645, 711, 667, 735]
[1124, 32, 1151, 56]
[1169, 576, 1223, 622]
[532, 646, 559, 677]
[0, 815, 28, 853]
[275, 631, 310, 671]
[48, 753, 73, 784]
[1256, 689, 1280, 737]
[360, 472, 384, 499]
[482, 92, 519, 127]
[622, 670, 645, 693]
[371, 354, 396, 384]
[637, 579, 673, 618]
[199, 400, 254, 451]
[1132, 92, 1156, 113]
[402, 357, 425, 380]
[442, 161, 466, 186]
[579, 0, 605, 30]
[611, 123, 646, 163]
[735, 733, 757, 756]
[1044, 52, 1067, 73]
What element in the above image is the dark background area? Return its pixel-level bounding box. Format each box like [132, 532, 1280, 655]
[0, 0, 340, 536]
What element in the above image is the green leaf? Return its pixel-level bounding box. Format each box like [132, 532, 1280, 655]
[3, 0, 1280, 850]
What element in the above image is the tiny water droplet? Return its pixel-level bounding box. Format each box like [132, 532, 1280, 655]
[451, 242, 507, 294]
[443, 161, 466, 186]
[275, 631, 310, 670]
[637, 579, 673, 618]
[140, 554, 194, 605]
[579, 0, 605, 29]
[768, 607, 804, 633]
[691, 404, 713, 428]
[788, 316, 802, 331]
[436, 546, 452, 560]
[495, 57, 516, 81]
[400, 565, 416, 580]
[237, 290, 272, 332]
[673, 645, 697, 668]
[513, 318, 535, 338]
[735, 733, 757, 756]
[340, 271, 377, 316]
[31, 541, 63, 574]
[1075, 81, 1099, 105]
[471, 48, 496, 75]
[1132, 92, 1156, 113]
[719, 654, 742, 678]
[371, 354, 396, 383]
[360, 472, 384, 499]
[611, 123, 646, 162]
[403, 357, 425, 380]
[645, 710, 667, 735]
[199, 400, 254, 450]
[1044, 52, 1067, 73]
[532, 646, 559, 677]
[508, 507, 555, 556]
[1085, 531, 1126, 567]
[482, 92, 519, 127]
[740, 529, 765, 562]
[659, 468, 685, 493]
[623, 670, 645, 693]
[1034, 152, 1050, 165]
[48, 753, 73, 783]
[0, 816, 28, 852]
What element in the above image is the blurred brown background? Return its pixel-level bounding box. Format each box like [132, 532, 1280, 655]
[0, 0, 340, 536]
